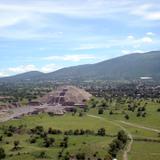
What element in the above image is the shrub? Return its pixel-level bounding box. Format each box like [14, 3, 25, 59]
[43, 137, 55, 147]
[29, 137, 37, 144]
[48, 128, 62, 135]
[97, 128, 106, 136]
[79, 112, 83, 117]
[38, 151, 46, 158]
[0, 136, 3, 142]
[13, 140, 20, 150]
[76, 153, 85, 160]
[109, 110, 113, 115]
[117, 130, 128, 144]
[0, 148, 6, 160]
[124, 114, 129, 120]
[157, 108, 160, 112]
[108, 130, 128, 158]
[98, 108, 104, 114]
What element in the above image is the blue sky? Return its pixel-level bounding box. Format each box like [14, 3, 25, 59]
[0, 0, 160, 77]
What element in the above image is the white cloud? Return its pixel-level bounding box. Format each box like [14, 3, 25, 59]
[0, 0, 159, 40]
[73, 34, 155, 51]
[146, 32, 155, 36]
[43, 54, 96, 62]
[0, 63, 61, 77]
[0, 72, 9, 77]
[127, 35, 134, 40]
[0, 1, 131, 20]
[8, 65, 37, 74]
[73, 43, 110, 50]
[0, 14, 28, 28]
[131, 4, 160, 21]
[141, 37, 153, 43]
[126, 35, 153, 46]
[41, 64, 60, 73]
[122, 49, 144, 54]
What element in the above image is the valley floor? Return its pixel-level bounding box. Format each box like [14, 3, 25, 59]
[0, 99, 160, 160]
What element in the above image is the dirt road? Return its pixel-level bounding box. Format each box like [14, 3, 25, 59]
[119, 121, 160, 133]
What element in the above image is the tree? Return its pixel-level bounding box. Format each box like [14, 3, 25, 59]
[13, 140, 20, 150]
[97, 128, 106, 136]
[29, 137, 36, 144]
[79, 112, 83, 117]
[117, 130, 128, 144]
[124, 114, 129, 120]
[60, 137, 68, 148]
[38, 151, 46, 158]
[136, 112, 141, 117]
[0, 148, 6, 160]
[76, 153, 85, 160]
[43, 137, 55, 147]
[0, 136, 3, 142]
[157, 108, 160, 112]
[108, 141, 119, 158]
[108, 130, 128, 158]
[98, 108, 104, 114]
[109, 110, 113, 115]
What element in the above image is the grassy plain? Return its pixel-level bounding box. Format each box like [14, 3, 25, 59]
[0, 99, 160, 160]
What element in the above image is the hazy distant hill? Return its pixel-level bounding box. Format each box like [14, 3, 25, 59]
[1, 51, 160, 82]
[45, 51, 160, 81]
[0, 71, 44, 82]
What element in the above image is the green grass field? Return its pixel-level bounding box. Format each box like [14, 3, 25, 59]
[88, 99, 160, 160]
[129, 141, 160, 160]
[1, 133, 113, 160]
[0, 113, 120, 160]
[0, 99, 160, 160]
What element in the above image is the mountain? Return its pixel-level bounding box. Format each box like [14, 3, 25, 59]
[0, 71, 44, 82]
[45, 51, 160, 81]
[1, 51, 160, 82]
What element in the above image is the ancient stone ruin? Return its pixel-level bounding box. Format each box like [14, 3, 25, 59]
[39, 85, 92, 107]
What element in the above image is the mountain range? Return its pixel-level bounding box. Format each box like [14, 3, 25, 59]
[1, 51, 160, 82]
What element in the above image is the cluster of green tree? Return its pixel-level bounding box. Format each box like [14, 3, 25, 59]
[136, 106, 147, 117]
[127, 101, 148, 118]
[88, 98, 109, 109]
[108, 130, 128, 158]
[0, 124, 126, 160]
[64, 129, 95, 136]
[30, 125, 106, 137]
[3, 125, 26, 137]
